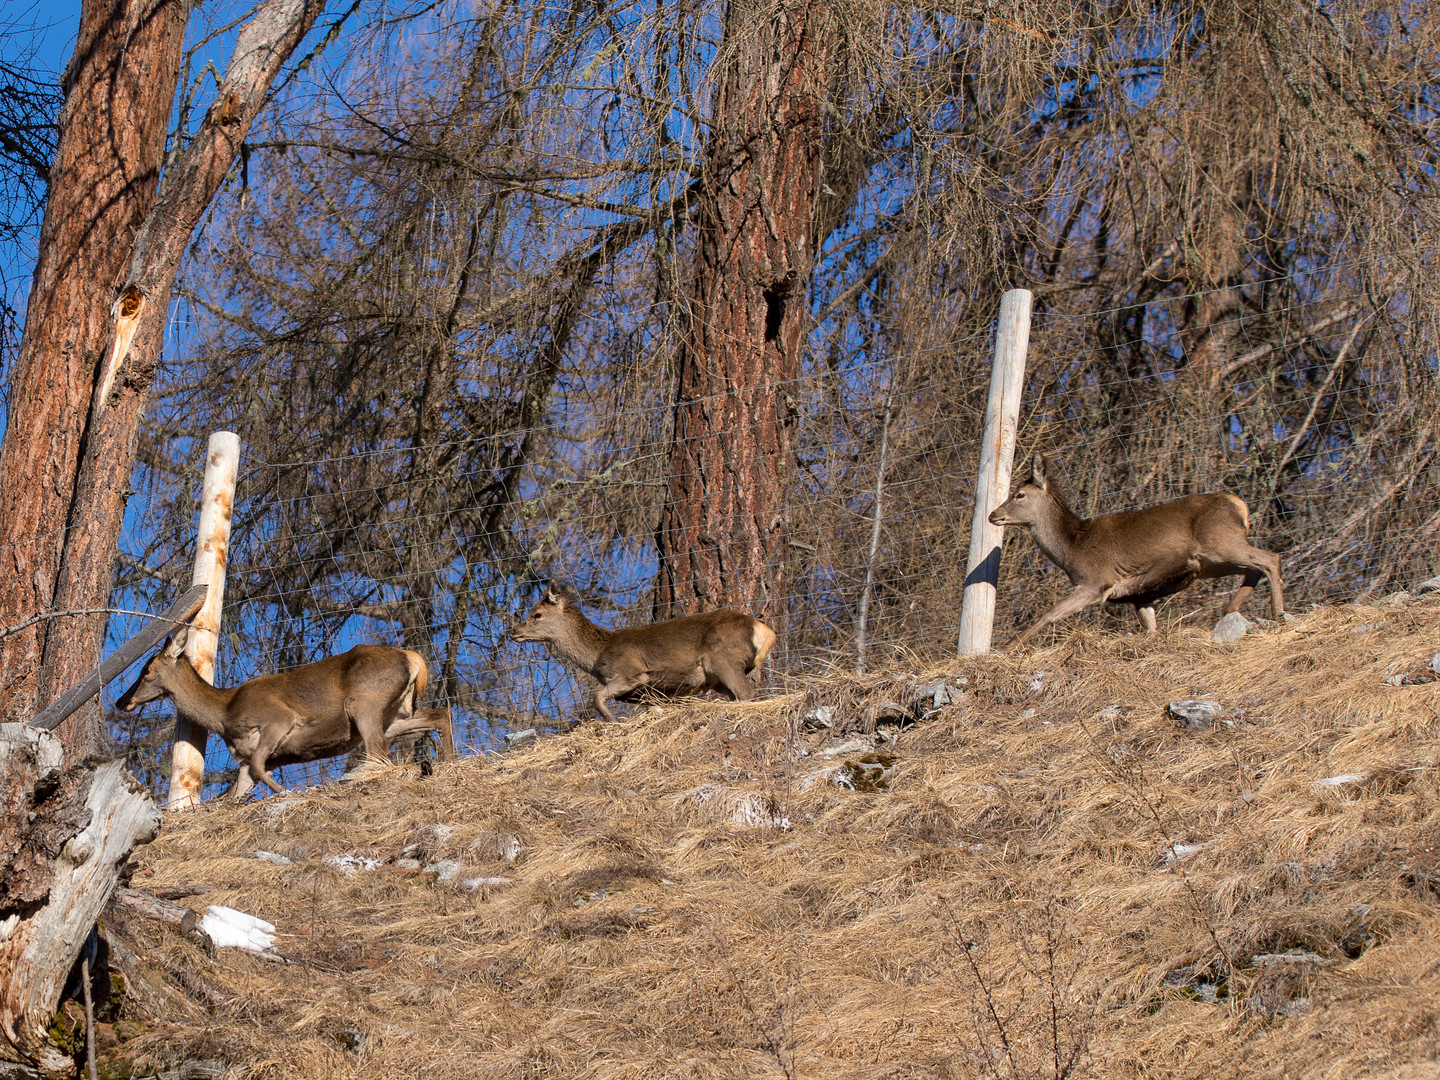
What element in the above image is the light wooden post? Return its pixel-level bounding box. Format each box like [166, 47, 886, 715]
[958, 289, 1032, 655]
[165, 432, 240, 810]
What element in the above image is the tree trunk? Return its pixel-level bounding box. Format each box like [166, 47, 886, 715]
[0, 725, 162, 1076]
[653, 0, 834, 624]
[0, 0, 323, 758]
[0, 0, 189, 736]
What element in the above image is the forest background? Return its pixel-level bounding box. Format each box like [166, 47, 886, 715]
[0, 0, 1436, 797]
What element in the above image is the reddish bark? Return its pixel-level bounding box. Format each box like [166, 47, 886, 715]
[0, 0, 189, 732]
[654, 0, 834, 624]
[0, 0, 321, 757]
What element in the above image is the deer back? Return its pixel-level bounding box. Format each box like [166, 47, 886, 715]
[602, 610, 774, 688]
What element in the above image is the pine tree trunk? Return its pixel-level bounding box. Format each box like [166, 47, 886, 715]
[0, 0, 188, 737]
[654, 0, 833, 624]
[0, 0, 322, 759]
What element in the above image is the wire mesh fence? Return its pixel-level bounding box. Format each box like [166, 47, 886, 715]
[59, 279, 1437, 800]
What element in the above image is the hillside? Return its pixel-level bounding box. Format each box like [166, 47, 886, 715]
[102, 598, 1440, 1080]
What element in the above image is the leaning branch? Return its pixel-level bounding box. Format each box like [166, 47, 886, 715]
[30, 584, 208, 732]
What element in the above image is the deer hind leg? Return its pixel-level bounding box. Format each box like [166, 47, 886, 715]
[705, 655, 756, 703]
[1001, 583, 1109, 651]
[1208, 543, 1284, 617]
[384, 707, 454, 761]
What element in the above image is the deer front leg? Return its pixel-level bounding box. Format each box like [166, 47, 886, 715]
[593, 671, 647, 723]
[1136, 605, 1158, 634]
[249, 751, 286, 796]
[226, 763, 256, 803]
[345, 696, 392, 764]
[1000, 583, 1109, 651]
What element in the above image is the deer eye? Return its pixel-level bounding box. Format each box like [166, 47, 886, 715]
[1015, 492, 1026, 500]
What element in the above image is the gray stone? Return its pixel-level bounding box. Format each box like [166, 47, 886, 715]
[502, 728, 538, 751]
[253, 850, 292, 866]
[1414, 576, 1440, 596]
[1211, 612, 1251, 643]
[422, 860, 463, 882]
[914, 681, 966, 714]
[394, 858, 422, 871]
[1168, 700, 1223, 731]
[460, 876, 513, 892]
[803, 705, 834, 730]
[1431, 653, 1440, 675]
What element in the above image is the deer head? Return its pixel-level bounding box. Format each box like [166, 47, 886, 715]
[115, 627, 192, 712]
[988, 452, 1056, 529]
[509, 587, 571, 643]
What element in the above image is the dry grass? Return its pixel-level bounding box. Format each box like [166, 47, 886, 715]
[113, 598, 1440, 1079]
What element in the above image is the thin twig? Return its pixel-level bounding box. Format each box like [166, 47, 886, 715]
[0, 606, 199, 641]
[81, 951, 97, 1080]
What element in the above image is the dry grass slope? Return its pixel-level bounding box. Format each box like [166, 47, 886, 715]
[115, 599, 1440, 1079]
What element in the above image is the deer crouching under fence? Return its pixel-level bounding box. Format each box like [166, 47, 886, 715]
[509, 587, 777, 722]
[989, 453, 1284, 649]
[116, 630, 454, 799]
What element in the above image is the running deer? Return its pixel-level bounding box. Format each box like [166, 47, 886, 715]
[988, 453, 1284, 649]
[116, 629, 454, 799]
[509, 587, 777, 722]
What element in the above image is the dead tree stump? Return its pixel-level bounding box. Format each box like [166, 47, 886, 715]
[0, 724, 161, 1076]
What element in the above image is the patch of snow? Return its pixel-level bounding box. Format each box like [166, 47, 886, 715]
[1314, 773, 1367, 789]
[325, 854, 382, 875]
[1163, 842, 1211, 864]
[201, 906, 276, 953]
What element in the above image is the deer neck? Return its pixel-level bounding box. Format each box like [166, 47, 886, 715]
[546, 610, 613, 675]
[1029, 496, 1086, 574]
[162, 659, 236, 736]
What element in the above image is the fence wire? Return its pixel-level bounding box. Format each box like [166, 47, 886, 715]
[56, 282, 1437, 799]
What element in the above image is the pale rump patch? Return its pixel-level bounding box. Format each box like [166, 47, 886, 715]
[1224, 493, 1250, 531]
[401, 650, 428, 717]
[751, 622, 777, 668]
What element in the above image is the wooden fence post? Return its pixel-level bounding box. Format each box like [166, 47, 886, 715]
[165, 432, 240, 811]
[958, 289, 1032, 656]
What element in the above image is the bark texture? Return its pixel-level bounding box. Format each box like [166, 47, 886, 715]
[0, 0, 189, 734]
[0, 725, 161, 1076]
[0, 0, 321, 757]
[654, 0, 834, 623]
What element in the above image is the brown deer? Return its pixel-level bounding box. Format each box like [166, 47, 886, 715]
[509, 587, 776, 722]
[116, 628, 454, 799]
[988, 453, 1284, 649]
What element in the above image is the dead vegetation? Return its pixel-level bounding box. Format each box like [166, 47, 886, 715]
[102, 597, 1440, 1078]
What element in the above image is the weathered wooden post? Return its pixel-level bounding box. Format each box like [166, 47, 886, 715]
[166, 432, 240, 811]
[958, 289, 1032, 655]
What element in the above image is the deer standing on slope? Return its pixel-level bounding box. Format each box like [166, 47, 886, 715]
[988, 453, 1284, 649]
[509, 587, 776, 722]
[116, 629, 454, 799]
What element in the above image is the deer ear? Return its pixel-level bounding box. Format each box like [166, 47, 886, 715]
[1031, 452, 1049, 491]
[163, 627, 189, 659]
[543, 587, 562, 606]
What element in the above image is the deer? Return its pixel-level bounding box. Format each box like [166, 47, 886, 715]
[988, 452, 1284, 650]
[116, 628, 454, 800]
[509, 587, 777, 722]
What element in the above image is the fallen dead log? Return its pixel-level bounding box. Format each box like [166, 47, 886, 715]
[108, 888, 197, 936]
[0, 725, 161, 1076]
